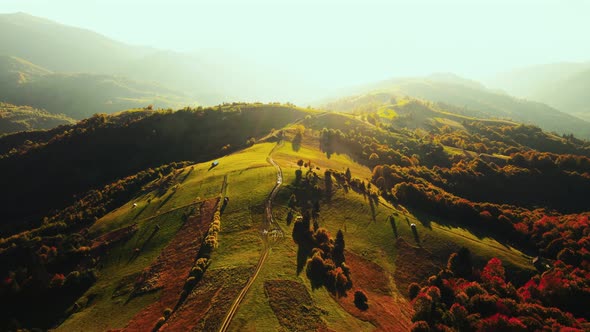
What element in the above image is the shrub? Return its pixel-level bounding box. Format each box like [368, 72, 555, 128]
[354, 290, 369, 310]
[411, 321, 431, 332]
[153, 316, 166, 331]
[409, 282, 421, 300]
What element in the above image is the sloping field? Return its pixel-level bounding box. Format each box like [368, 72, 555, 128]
[122, 198, 219, 331]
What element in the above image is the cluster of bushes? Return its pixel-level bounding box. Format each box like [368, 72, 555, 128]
[288, 165, 353, 296]
[391, 181, 534, 242]
[409, 249, 590, 331]
[201, 210, 221, 257]
[373, 154, 590, 213]
[293, 212, 352, 296]
[178, 198, 223, 304]
[319, 127, 448, 169]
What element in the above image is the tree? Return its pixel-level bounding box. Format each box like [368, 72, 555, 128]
[408, 282, 421, 300]
[287, 194, 297, 209]
[410, 321, 431, 332]
[295, 169, 302, 184]
[447, 247, 472, 278]
[354, 290, 369, 310]
[333, 230, 345, 266]
[345, 167, 352, 181]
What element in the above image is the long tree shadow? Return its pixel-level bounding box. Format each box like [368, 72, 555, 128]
[128, 225, 160, 263]
[157, 190, 177, 209]
[292, 133, 302, 152]
[369, 196, 377, 223]
[181, 166, 195, 182]
[132, 203, 150, 220]
[296, 244, 312, 275]
[389, 216, 398, 238]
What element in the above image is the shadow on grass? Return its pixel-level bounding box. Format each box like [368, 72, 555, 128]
[403, 205, 537, 257]
[296, 244, 312, 276]
[132, 203, 150, 220]
[128, 226, 160, 263]
[181, 166, 195, 182]
[390, 216, 398, 238]
[369, 197, 377, 223]
[157, 190, 177, 209]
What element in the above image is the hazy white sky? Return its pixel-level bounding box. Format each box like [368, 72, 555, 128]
[1, 0, 589, 86]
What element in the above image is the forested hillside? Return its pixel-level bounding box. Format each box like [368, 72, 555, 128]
[0, 102, 75, 134]
[0, 103, 308, 235]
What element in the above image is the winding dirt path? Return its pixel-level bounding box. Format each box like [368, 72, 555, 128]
[218, 142, 283, 332]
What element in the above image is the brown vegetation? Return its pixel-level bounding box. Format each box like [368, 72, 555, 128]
[122, 198, 218, 331]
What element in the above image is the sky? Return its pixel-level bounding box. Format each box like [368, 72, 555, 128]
[1, 0, 589, 88]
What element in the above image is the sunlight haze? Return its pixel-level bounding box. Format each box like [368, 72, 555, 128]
[1, 0, 589, 93]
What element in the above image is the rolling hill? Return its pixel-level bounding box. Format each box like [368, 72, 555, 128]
[0, 55, 193, 119]
[330, 74, 590, 139]
[1, 104, 589, 331]
[0, 102, 75, 135]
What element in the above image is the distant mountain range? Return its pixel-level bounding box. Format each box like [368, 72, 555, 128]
[1, 12, 589, 139]
[488, 62, 590, 121]
[0, 55, 192, 119]
[326, 73, 590, 139]
[0, 12, 315, 105]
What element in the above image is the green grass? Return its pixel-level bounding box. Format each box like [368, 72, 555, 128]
[58, 136, 535, 331]
[377, 106, 398, 120]
[230, 138, 534, 330]
[57, 207, 193, 332]
[59, 142, 279, 331]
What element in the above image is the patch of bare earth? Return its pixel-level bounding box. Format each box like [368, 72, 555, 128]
[162, 266, 254, 331]
[121, 198, 219, 332]
[264, 279, 327, 332]
[332, 250, 413, 331]
[394, 238, 442, 298]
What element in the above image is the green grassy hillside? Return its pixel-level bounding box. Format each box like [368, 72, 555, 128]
[53, 132, 534, 331]
[0, 104, 311, 236]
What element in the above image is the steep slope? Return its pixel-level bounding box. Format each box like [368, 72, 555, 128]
[0, 102, 75, 135]
[0, 55, 192, 119]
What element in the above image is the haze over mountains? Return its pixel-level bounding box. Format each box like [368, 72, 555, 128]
[2, 2, 590, 331]
[488, 62, 590, 121]
[1, 11, 589, 138]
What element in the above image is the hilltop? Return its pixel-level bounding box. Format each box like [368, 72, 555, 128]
[0, 104, 589, 331]
[334, 74, 590, 139]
